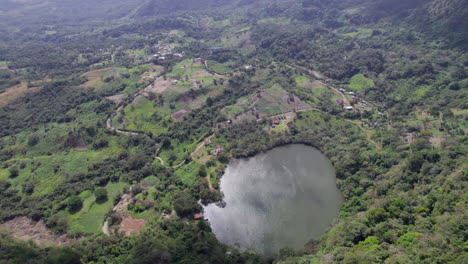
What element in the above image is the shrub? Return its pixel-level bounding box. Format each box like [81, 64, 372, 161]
[8, 167, 19, 178]
[27, 134, 40, 147]
[66, 196, 82, 213]
[95, 188, 108, 203]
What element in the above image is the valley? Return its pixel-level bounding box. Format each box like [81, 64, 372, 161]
[0, 1, 466, 263]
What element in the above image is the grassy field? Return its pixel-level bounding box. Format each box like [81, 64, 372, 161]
[168, 59, 205, 79]
[69, 182, 128, 234]
[294, 75, 309, 85]
[343, 28, 374, 38]
[347, 74, 375, 91]
[1, 148, 114, 198]
[116, 96, 170, 135]
[208, 60, 235, 74]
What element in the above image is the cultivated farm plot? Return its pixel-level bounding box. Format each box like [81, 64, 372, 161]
[222, 84, 311, 121]
[136, 59, 227, 120]
[80, 67, 113, 88]
[113, 96, 170, 135]
[0, 81, 41, 107]
[68, 182, 128, 234]
[347, 73, 375, 91]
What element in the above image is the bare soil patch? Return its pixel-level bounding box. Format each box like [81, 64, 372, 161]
[171, 108, 190, 121]
[208, 90, 221, 97]
[401, 133, 415, 144]
[118, 217, 146, 236]
[0, 217, 74, 246]
[430, 136, 445, 148]
[106, 94, 128, 105]
[0, 81, 40, 107]
[74, 138, 88, 150]
[144, 77, 179, 94]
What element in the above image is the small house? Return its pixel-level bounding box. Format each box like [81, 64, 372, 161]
[272, 120, 280, 125]
[344, 106, 354, 111]
[325, 79, 331, 83]
[193, 212, 204, 219]
[336, 99, 344, 104]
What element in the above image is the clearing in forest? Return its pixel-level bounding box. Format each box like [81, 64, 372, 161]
[0, 81, 41, 107]
[0, 217, 74, 246]
[80, 67, 113, 88]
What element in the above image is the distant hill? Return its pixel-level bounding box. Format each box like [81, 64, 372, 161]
[0, 0, 465, 48]
[299, 0, 468, 49]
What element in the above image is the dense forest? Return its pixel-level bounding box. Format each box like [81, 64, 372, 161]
[0, 0, 466, 263]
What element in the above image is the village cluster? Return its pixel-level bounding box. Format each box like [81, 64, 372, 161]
[153, 43, 184, 61]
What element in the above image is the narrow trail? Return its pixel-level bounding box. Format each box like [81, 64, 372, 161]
[328, 84, 351, 106]
[102, 220, 110, 235]
[102, 193, 132, 236]
[155, 156, 186, 169]
[103, 64, 383, 194]
[296, 66, 351, 106]
[191, 134, 214, 158]
[350, 120, 382, 151]
[206, 174, 214, 191]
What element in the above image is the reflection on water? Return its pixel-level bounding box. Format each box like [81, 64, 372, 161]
[204, 144, 342, 255]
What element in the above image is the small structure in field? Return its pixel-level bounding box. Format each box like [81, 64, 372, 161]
[336, 99, 344, 105]
[213, 146, 224, 156]
[272, 119, 280, 128]
[344, 106, 354, 111]
[193, 212, 204, 219]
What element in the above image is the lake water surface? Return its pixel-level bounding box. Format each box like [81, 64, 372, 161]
[204, 144, 342, 255]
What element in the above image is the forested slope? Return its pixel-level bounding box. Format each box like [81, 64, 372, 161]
[0, 0, 466, 263]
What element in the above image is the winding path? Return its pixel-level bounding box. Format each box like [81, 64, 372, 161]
[104, 64, 383, 186]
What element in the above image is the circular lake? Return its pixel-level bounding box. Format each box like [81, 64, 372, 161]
[204, 144, 342, 255]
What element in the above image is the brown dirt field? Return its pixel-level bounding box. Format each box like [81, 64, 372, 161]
[106, 94, 128, 105]
[80, 68, 112, 88]
[74, 139, 88, 150]
[289, 96, 311, 111]
[208, 90, 221, 97]
[144, 77, 179, 94]
[191, 147, 206, 159]
[242, 38, 256, 50]
[401, 133, 415, 144]
[198, 155, 212, 164]
[0, 81, 40, 107]
[0, 217, 74, 246]
[430, 136, 445, 148]
[118, 217, 146, 236]
[171, 108, 190, 121]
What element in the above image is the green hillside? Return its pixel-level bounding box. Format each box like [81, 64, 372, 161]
[0, 0, 466, 263]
